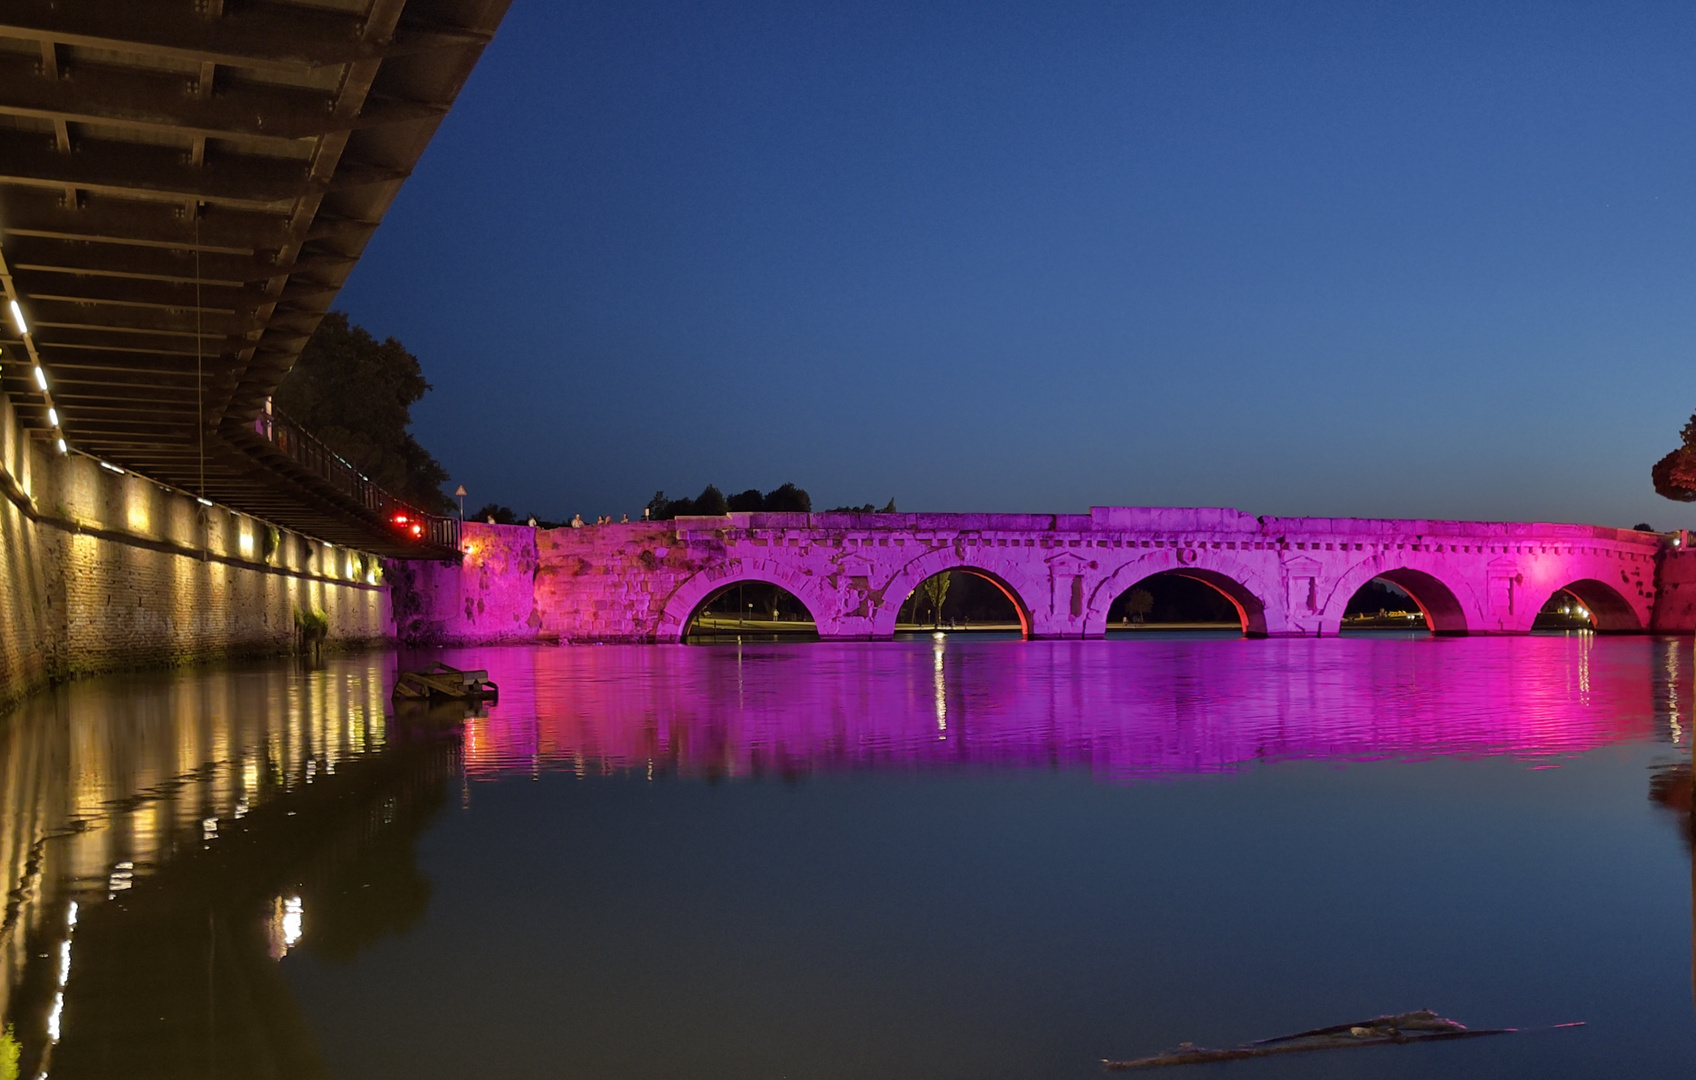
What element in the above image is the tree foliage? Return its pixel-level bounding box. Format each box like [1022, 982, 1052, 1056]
[646, 484, 902, 519]
[473, 503, 517, 525]
[826, 498, 898, 513]
[763, 482, 811, 512]
[273, 311, 452, 513]
[648, 482, 813, 519]
[1653, 413, 1696, 502]
[1106, 575, 1239, 624]
[921, 571, 953, 628]
[0, 1025, 18, 1080]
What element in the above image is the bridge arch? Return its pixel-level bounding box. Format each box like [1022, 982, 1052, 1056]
[872, 551, 1037, 639]
[656, 562, 827, 644]
[1084, 555, 1273, 637]
[1539, 578, 1642, 633]
[1321, 563, 1471, 635]
[897, 567, 1033, 636]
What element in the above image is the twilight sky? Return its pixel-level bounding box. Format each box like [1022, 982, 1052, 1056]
[337, 0, 1696, 528]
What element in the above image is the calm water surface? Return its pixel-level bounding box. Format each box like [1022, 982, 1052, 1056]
[1, 635, 1692, 1078]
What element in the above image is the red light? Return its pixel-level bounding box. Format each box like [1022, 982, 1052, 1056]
[411, 524, 422, 537]
[391, 512, 410, 526]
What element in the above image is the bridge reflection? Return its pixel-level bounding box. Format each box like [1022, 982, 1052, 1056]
[0, 640, 1689, 1077]
[456, 635, 1685, 783]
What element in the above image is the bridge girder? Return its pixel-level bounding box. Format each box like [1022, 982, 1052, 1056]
[0, 0, 511, 557]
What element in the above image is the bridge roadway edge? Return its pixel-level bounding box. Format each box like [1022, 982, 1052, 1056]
[391, 507, 1693, 646]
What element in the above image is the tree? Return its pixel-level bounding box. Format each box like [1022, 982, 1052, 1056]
[472, 503, 516, 525]
[921, 572, 952, 629]
[764, 482, 811, 513]
[1125, 588, 1154, 623]
[826, 498, 898, 513]
[647, 482, 811, 519]
[692, 485, 730, 515]
[727, 488, 765, 512]
[273, 311, 452, 513]
[1653, 413, 1696, 502]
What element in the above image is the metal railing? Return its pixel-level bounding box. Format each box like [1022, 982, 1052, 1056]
[253, 407, 460, 551]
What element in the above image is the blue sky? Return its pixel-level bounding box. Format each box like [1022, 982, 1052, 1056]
[337, 0, 1696, 527]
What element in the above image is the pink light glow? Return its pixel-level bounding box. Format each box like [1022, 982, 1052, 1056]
[442, 635, 1678, 783]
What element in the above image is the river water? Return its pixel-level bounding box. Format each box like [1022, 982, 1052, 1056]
[0, 634, 1691, 1078]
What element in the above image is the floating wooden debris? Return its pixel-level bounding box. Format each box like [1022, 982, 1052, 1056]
[392, 663, 499, 703]
[1104, 1010, 1580, 1070]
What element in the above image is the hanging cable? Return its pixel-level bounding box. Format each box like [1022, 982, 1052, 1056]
[196, 206, 206, 505]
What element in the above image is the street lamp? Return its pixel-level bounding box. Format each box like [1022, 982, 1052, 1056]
[455, 484, 467, 521]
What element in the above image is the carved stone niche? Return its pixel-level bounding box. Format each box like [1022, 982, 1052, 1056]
[1488, 556, 1520, 615]
[1284, 555, 1323, 614]
[1046, 550, 1091, 618]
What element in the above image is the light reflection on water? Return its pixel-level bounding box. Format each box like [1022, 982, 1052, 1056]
[455, 634, 1676, 781]
[0, 660, 434, 1080]
[0, 636, 1689, 1079]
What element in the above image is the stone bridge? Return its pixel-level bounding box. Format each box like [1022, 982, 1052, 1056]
[391, 507, 1694, 644]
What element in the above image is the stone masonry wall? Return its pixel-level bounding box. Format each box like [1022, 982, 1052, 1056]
[0, 384, 49, 710]
[0, 389, 390, 711]
[389, 523, 539, 644]
[390, 520, 781, 644]
[397, 511, 1681, 645]
[1651, 536, 1696, 633]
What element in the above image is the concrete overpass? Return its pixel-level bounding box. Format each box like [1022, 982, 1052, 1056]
[0, 0, 510, 557]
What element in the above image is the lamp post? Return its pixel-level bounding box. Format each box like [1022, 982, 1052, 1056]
[455, 484, 466, 521]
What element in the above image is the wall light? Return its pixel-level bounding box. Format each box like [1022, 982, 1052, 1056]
[8, 300, 25, 335]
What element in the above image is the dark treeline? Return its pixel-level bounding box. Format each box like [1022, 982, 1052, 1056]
[647, 484, 897, 520]
[1105, 576, 1241, 624]
[472, 504, 536, 526]
[649, 483, 808, 518]
[826, 500, 900, 513]
[1341, 579, 1417, 617]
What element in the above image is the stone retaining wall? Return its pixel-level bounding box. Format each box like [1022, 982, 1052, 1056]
[0, 390, 390, 711]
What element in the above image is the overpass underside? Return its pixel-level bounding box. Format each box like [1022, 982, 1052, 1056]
[0, 0, 510, 558]
[393, 508, 1691, 645]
